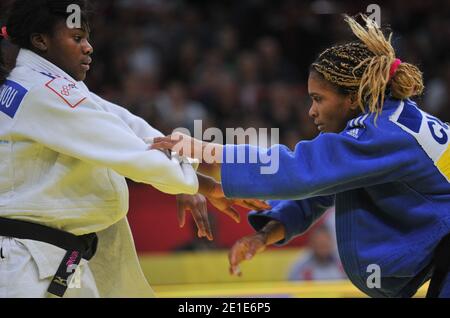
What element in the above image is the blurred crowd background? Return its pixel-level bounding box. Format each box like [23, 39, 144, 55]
[1, 0, 449, 289]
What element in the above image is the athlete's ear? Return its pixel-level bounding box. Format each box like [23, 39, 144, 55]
[30, 33, 49, 52]
[348, 93, 359, 110]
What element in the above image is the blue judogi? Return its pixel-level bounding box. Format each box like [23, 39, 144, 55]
[221, 98, 450, 297]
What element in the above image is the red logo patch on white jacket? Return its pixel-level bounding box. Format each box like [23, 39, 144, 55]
[45, 77, 86, 108]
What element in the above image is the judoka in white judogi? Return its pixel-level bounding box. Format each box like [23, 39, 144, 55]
[0, 49, 198, 297]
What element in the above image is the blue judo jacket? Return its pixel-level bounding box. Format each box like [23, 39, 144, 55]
[221, 98, 450, 297]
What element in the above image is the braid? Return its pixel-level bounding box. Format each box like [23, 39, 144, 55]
[312, 14, 424, 120]
[312, 42, 373, 92]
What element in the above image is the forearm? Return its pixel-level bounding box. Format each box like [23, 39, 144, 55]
[197, 142, 223, 181]
[248, 197, 334, 245]
[197, 162, 222, 182]
[196, 172, 218, 196]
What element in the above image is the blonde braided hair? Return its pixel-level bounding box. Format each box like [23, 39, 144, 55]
[312, 14, 424, 119]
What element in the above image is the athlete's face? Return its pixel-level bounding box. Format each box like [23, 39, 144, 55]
[307, 71, 360, 133]
[35, 20, 93, 81]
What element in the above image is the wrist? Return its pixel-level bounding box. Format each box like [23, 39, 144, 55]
[255, 231, 269, 246]
[258, 220, 285, 246]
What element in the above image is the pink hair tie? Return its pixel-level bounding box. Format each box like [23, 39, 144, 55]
[389, 58, 402, 80]
[1, 26, 9, 40]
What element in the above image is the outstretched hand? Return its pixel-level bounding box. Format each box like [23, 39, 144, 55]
[176, 194, 213, 240]
[150, 132, 222, 163]
[228, 232, 267, 276]
[175, 188, 270, 241]
[229, 220, 285, 276]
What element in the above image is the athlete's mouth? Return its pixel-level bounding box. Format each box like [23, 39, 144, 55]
[81, 58, 92, 71]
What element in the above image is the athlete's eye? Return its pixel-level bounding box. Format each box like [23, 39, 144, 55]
[74, 36, 82, 42]
[309, 94, 322, 103]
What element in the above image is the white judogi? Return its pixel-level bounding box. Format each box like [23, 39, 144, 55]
[0, 49, 198, 297]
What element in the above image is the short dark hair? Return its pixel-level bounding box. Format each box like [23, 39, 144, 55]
[0, 0, 91, 84]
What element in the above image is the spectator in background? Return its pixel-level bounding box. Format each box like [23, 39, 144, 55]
[120, 72, 160, 124]
[236, 51, 262, 113]
[174, 38, 200, 83]
[126, 32, 161, 78]
[264, 81, 296, 129]
[216, 25, 239, 68]
[257, 36, 298, 84]
[154, 81, 208, 133]
[288, 224, 345, 281]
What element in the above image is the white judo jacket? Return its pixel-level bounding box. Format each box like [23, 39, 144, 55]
[0, 49, 199, 297]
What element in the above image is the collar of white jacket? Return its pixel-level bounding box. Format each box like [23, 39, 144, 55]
[15, 48, 90, 94]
